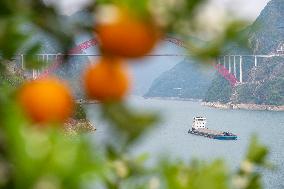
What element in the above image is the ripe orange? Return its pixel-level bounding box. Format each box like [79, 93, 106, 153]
[18, 78, 74, 124]
[95, 5, 160, 58]
[83, 57, 130, 102]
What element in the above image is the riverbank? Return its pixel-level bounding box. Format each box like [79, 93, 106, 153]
[143, 96, 203, 102]
[202, 102, 284, 111]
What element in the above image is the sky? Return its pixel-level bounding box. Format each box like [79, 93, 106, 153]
[46, 0, 271, 21]
[211, 0, 270, 20]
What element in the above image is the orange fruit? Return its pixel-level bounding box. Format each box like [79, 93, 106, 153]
[18, 78, 74, 124]
[83, 57, 130, 102]
[95, 5, 160, 58]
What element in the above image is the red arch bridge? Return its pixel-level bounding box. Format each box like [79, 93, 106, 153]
[14, 37, 284, 87]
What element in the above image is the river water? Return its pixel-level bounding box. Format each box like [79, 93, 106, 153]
[87, 96, 284, 189]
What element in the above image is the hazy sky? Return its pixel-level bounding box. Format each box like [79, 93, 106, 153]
[47, 0, 271, 21]
[211, 0, 270, 20]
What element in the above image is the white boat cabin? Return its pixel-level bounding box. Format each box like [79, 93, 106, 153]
[192, 116, 207, 130]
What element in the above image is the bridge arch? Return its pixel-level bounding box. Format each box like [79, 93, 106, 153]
[19, 36, 237, 86]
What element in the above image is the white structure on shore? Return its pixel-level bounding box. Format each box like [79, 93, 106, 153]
[277, 43, 284, 54]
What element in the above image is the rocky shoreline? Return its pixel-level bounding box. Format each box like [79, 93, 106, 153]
[144, 96, 203, 102]
[202, 102, 284, 112]
[143, 97, 284, 111]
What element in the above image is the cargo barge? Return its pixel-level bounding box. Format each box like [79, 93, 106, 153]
[188, 117, 237, 140]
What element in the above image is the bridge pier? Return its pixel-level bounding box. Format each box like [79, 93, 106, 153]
[218, 54, 263, 84]
[228, 56, 231, 73]
[20, 54, 25, 69]
[224, 56, 226, 69]
[239, 56, 243, 83]
[254, 56, 257, 67]
[32, 69, 36, 79]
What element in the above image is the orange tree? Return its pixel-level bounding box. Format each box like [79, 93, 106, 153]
[0, 0, 270, 189]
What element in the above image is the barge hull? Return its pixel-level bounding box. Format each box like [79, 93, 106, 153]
[214, 136, 237, 140]
[188, 129, 237, 140]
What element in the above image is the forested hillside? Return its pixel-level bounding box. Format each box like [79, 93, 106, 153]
[145, 59, 214, 99]
[205, 0, 284, 106]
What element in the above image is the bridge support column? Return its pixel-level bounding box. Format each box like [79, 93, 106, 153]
[228, 56, 231, 73]
[37, 55, 42, 79]
[254, 56, 257, 67]
[223, 56, 226, 69]
[46, 55, 49, 63]
[32, 69, 36, 80]
[20, 54, 24, 69]
[239, 56, 243, 83]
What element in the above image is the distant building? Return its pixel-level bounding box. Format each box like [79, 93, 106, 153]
[276, 43, 284, 54]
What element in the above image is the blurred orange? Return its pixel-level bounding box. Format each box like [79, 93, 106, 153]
[83, 57, 130, 102]
[96, 5, 160, 58]
[18, 78, 74, 124]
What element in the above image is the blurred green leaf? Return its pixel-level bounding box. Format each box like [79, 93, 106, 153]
[0, 99, 105, 189]
[0, 20, 28, 59]
[0, 1, 273, 189]
[73, 103, 87, 120]
[160, 159, 229, 189]
[246, 135, 269, 165]
[24, 43, 43, 69]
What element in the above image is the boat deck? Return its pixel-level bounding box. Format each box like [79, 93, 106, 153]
[195, 128, 223, 135]
[188, 128, 237, 140]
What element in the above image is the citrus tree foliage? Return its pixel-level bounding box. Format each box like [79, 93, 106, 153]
[0, 0, 270, 189]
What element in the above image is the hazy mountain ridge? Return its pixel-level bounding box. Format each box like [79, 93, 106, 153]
[21, 13, 91, 98]
[144, 59, 214, 99]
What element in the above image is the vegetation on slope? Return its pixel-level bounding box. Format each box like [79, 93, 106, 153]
[145, 59, 214, 99]
[205, 0, 284, 106]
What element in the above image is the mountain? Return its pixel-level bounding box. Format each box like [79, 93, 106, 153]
[145, 59, 215, 99]
[129, 43, 185, 95]
[249, 0, 284, 54]
[205, 0, 284, 106]
[20, 13, 90, 98]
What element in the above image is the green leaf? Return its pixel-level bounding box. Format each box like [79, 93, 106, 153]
[246, 135, 269, 165]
